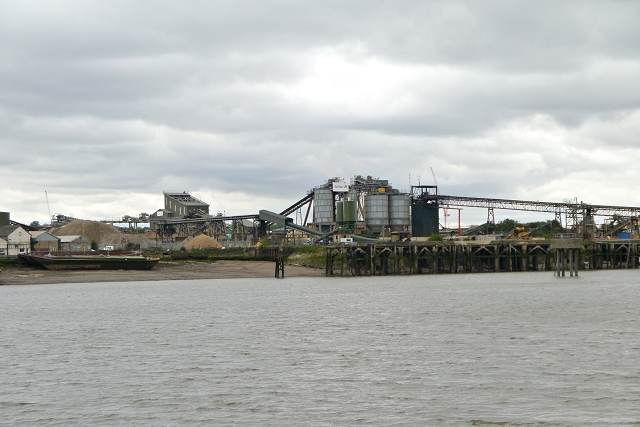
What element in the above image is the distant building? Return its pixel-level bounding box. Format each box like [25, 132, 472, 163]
[150, 191, 211, 232]
[58, 235, 91, 252]
[51, 214, 78, 228]
[163, 191, 210, 217]
[0, 225, 31, 256]
[29, 231, 60, 252]
[151, 208, 174, 220]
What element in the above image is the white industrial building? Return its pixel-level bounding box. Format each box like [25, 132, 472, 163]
[0, 225, 31, 256]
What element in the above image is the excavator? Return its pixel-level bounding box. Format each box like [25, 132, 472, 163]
[505, 226, 530, 239]
[505, 222, 551, 239]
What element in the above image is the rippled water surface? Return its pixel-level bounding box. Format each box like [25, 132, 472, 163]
[2, 271, 640, 426]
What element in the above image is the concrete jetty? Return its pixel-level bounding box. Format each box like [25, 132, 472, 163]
[325, 239, 640, 276]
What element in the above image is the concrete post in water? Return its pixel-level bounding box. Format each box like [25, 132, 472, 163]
[275, 247, 285, 278]
[569, 248, 573, 277]
[325, 247, 331, 276]
[625, 243, 631, 269]
[551, 238, 582, 278]
[371, 244, 376, 275]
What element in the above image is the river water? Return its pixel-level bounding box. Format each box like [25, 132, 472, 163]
[1, 271, 640, 426]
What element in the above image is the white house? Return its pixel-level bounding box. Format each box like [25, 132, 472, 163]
[0, 225, 31, 256]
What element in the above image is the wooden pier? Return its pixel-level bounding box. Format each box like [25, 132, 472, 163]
[325, 240, 640, 276]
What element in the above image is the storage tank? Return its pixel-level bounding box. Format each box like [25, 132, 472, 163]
[313, 188, 334, 227]
[364, 193, 389, 231]
[0, 211, 9, 226]
[411, 203, 439, 237]
[389, 194, 410, 231]
[342, 200, 357, 225]
[336, 201, 344, 224]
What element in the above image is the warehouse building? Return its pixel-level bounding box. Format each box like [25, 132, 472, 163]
[30, 231, 60, 252]
[58, 235, 91, 252]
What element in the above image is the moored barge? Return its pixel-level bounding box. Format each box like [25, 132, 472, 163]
[19, 254, 160, 270]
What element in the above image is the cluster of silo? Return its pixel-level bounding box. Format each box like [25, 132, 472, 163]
[310, 177, 412, 235]
[363, 191, 410, 232]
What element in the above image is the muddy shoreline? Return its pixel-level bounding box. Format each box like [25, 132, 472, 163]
[0, 260, 324, 286]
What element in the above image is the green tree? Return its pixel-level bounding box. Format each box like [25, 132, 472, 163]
[496, 218, 520, 234]
[91, 240, 99, 250]
[29, 220, 40, 227]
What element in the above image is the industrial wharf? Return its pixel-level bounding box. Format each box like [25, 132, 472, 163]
[325, 239, 640, 276]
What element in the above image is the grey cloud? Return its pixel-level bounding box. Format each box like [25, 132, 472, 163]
[2, 1, 640, 222]
[4, 1, 640, 135]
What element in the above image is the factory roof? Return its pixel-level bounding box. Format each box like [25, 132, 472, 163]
[164, 192, 209, 207]
[0, 225, 21, 239]
[30, 231, 60, 242]
[57, 235, 91, 243]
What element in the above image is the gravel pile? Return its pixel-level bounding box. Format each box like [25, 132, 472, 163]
[183, 234, 222, 249]
[51, 219, 155, 248]
[50, 220, 121, 244]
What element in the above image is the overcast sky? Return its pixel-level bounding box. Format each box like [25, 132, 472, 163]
[2, 0, 640, 225]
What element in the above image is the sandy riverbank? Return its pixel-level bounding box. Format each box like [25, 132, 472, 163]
[0, 260, 324, 286]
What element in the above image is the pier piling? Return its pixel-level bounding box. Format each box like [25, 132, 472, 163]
[325, 238, 637, 277]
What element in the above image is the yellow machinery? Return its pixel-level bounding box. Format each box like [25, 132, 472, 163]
[506, 226, 532, 239]
[505, 222, 551, 239]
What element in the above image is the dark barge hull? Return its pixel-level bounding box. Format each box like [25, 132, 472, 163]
[19, 254, 160, 270]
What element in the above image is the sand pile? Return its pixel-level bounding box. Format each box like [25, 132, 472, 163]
[51, 220, 121, 243]
[142, 230, 157, 239]
[184, 234, 222, 249]
[101, 233, 155, 248]
[50, 219, 155, 248]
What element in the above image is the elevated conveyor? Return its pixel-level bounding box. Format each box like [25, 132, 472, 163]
[259, 210, 325, 237]
[259, 210, 380, 243]
[280, 192, 314, 217]
[435, 195, 640, 217]
[461, 222, 493, 236]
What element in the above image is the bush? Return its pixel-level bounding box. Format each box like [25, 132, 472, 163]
[428, 234, 443, 242]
